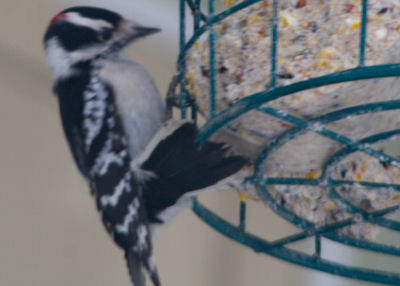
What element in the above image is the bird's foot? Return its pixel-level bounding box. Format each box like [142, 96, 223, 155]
[166, 74, 195, 118]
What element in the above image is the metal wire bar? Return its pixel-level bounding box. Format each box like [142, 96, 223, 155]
[252, 105, 400, 187]
[315, 235, 321, 258]
[325, 233, 400, 256]
[179, 84, 198, 121]
[328, 187, 399, 219]
[190, 96, 198, 121]
[254, 178, 400, 256]
[255, 103, 400, 173]
[192, 199, 400, 285]
[179, 0, 187, 119]
[186, 0, 208, 23]
[264, 178, 400, 193]
[193, 0, 202, 31]
[239, 201, 246, 231]
[371, 217, 400, 232]
[269, 218, 355, 247]
[270, 0, 279, 88]
[328, 187, 400, 233]
[177, 0, 400, 282]
[265, 177, 320, 185]
[208, 0, 217, 117]
[330, 179, 400, 192]
[359, 0, 368, 66]
[179, 0, 265, 66]
[321, 129, 400, 180]
[252, 110, 400, 236]
[196, 64, 400, 143]
[272, 192, 400, 255]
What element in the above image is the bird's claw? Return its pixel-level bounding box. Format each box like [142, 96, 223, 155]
[166, 75, 195, 119]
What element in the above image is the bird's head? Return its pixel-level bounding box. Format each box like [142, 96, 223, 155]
[44, 6, 160, 79]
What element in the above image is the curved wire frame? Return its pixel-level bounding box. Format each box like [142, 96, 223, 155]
[176, 0, 400, 284]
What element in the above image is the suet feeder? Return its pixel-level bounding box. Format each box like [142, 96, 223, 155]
[174, 0, 400, 284]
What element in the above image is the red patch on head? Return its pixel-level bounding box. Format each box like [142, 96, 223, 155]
[49, 13, 68, 25]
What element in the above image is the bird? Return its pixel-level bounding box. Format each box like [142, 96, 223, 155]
[43, 6, 247, 286]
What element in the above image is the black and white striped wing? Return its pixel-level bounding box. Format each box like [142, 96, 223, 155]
[55, 73, 160, 286]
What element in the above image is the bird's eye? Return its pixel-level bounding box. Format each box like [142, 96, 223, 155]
[99, 29, 113, 41]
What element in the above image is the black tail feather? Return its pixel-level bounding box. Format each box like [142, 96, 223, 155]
[126, 249, 161, 286]
[141, 122, 247, 222]
[126, 251, 145, 286]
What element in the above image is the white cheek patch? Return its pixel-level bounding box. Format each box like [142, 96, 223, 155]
[45, 38, 74, 79]
[45, 37, 105, 79]
[65, 12, 114, 31]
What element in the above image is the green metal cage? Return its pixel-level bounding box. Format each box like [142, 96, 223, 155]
[175, 0, 400, 284]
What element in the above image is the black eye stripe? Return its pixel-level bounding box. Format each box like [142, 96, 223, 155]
[44, 22, 100, 51]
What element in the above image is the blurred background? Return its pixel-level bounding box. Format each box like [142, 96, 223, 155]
[0, 0, 396, 285]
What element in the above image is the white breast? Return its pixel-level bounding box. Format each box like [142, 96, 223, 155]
[99, 57, 167, 159]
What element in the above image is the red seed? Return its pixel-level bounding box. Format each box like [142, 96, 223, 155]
[345, 3, 355, 13]
[296, 0, 306, 8]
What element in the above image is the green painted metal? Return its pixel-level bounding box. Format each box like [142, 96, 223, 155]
[175, 0, 400, 284]
[192, 199, 400, 284]
[193, 0, 202, 31]
[359, 0, 368, 66]
[270, 0, 278, 88]
[179, 0, 187, 119]
[208, 0, 217, 117]
[196, 65, 400, 143]
[239, 201, 246, 231]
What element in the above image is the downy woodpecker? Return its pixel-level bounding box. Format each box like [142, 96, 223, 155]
[43, 6, 246, 286]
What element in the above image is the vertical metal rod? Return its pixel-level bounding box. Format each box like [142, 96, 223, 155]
[239, 201, 247, 231]
[208, 0, 217, 118]
[270, 0, 279, 88]
[315, 235, 321, 258]
[194, 0, 201, 32]
[180, 0, 187, 119]
[359, 0, 368, 66]
[191, 0, 200, 123]
[191, 97, 198, 122]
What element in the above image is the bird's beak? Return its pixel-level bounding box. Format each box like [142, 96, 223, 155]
[99, 21, 161, 58]
[122, 20, 161, 41]
[133, 26, 161, 38]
